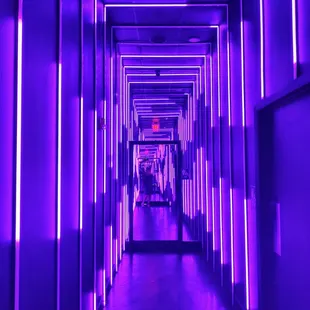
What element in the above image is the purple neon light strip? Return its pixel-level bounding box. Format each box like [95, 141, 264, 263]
[292, 0, 297, 78]
[79, 97, 84, 231]
[110, 56, 114, 167]
[15, 5, 23, 310]
[217, 27, 224, 267]
[110, 225, 113, 285]
[124, 65, 201, 69]
[106, 3, 226, 7]
[200, 148, 204, 214]
[103, 101, 107, 194]
[240, 13, 250, 308]
[102, 269, 106, 306]
[16, 15, 23, 244]
[56, 1, 63, 307]
[115, 239, 118, 272]
[259, 0, 265, 98]
[57, 63, 62, 241]
[226, 17, 235, 285]
[210, 54, 216, 252]
[119, 202, 123, 259]
[121, 54, 206, 58]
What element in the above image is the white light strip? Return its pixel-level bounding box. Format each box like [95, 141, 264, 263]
[80, 97, 84, 231]
[16, 17, 23, 243]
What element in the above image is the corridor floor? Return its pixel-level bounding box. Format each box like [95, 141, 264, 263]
[133, 206, 192, 241]
[106, 253, 228, 310]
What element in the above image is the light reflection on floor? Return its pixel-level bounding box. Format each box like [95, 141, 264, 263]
[106, 254, 228, 310]
[133, 206, 193, 241]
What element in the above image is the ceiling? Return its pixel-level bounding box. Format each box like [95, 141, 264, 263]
[104, 2, 225, 139]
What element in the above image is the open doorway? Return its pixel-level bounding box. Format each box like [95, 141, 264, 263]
[127, 141, 199, 253]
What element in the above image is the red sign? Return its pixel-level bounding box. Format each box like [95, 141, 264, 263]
[152, 118, 160, 132]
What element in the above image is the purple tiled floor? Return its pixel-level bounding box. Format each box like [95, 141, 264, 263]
[133, 207, 193, 241]
[106, 254, 228, 310]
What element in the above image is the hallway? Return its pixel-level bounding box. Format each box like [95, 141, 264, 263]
[106, 254, 227, 310]
[1, 0, 310, 310]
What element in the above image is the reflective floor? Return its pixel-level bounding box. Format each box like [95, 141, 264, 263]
[106, 253, 228, 310]
[133, 206, 192, 241]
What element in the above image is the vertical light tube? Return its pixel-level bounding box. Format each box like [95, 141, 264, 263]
[57, 58, 62, 239]
[204, 58, 209, 231]
[292, 0, 297, 78]
[217, 27, 224, 270]
[226, 17, 235, 287]
[15, 2, 23, 309]
[210, 54, 216, 253]
[56, 1, 62, 309]
[200, 147, 204, 214]
[259, 0, 265, 98]
[110, 225, 113, 286]
[79, 95, 84, 232]
[93, 1, 97, 308]
[240, 3, 250, 306]
[119, 202, 122, 260]
[15, 2, 23, 245]
[103, 101, 107, 194]
[79, 3, 84, 308]
[102, 269, 106, 306]
[110, 56, 113, 167]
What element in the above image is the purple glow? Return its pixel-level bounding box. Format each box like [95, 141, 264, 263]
[275, 203, 281, 256]
[292, 0, 297, 78]
[219, 177, 224, 264]
[124, 65, 201, 69]
[16, 17, 23, 243]
[115, 239, 118, 272]
[226, 21, 235, 285]
[94, 109, 97, 203]
[80, 97, 84, 231]
[110, 57, 114, 167]
[217, 27, 221, 117]
[217, 28, 224, 268]
[128, 73, 198, 77]
[94, 0, 97, 24]
[119, 202, 123, 260]
[200, 149, 204, 214]
[259, 0, 265, 98]
[241, 12, 250, 308]
[121, 54, 206, 58]
[110, 226, 113, 286]
[106, 3, 226, 7]
[103, 100, 107, 194]
[57, 63, 62, 240]
[205, 162, 209, 231]
[210, 55, 214, 128]
[103, 269, 106, 306]
[230, 188, 235, 283]
[129, 81, 195, 84]
[212, 187, 215, 251]
[107, 3, 187, 7]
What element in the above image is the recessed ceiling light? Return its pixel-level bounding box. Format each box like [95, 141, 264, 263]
[188, 37, 200, 43]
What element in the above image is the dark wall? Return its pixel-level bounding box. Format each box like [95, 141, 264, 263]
[273, 90, 310, 309]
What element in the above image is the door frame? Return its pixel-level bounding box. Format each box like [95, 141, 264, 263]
[128, 140, 183, 244]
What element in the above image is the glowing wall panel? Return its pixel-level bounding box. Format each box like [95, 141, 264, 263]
[19, 1, 57, 308]
[0, 1, 16, 308]
[59, 1, 81, 309]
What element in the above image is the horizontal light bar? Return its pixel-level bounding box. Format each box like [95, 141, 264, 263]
[129, 81, 194, 84]
[133, 98, 171, 101]
[114, 25, 218, 29]
[128, 73, 199, 77]
[121, 54, 206, 58]
[124, 65, 201, 69]
[105, 3, 226, 7]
